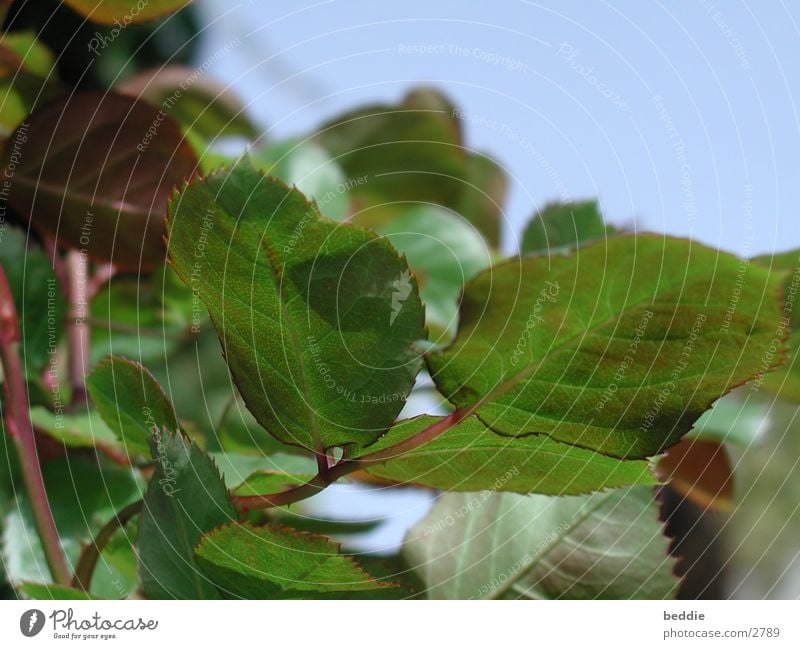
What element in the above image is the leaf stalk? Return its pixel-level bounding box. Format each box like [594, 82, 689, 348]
[0, 267, 71, 585]
[233, 408, 469, 511]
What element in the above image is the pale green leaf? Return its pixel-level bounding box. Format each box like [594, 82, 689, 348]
[687, 391, 769, 448]
[403, 486, 677, 599]
[377, 205, 492, 340]
[455, 152, 508, 248]
[250, 140, 349, 220]
[1, 458, 142, 588]
[30, 407, 118, 450]
[19, 582, 98, 600]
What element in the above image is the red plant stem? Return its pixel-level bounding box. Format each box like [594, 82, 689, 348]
[65, 251, 90, 405]
[72, 499, 142, 591]
[234, 408, 469, 511]
[86, 263, 116, 300]
[315, 450, 330, 476]
[0, 268, 71, 585]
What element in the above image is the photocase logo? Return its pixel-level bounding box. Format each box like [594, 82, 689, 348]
[390, 270, 413, 326]
[20, 609, 45, 637]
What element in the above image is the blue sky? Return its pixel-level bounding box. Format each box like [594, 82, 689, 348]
[197, 0, 800, 259]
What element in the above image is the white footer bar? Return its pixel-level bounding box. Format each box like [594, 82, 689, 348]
[1, 600, 797, 647]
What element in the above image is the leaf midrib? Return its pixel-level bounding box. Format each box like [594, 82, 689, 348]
[12, 175, 149, 216]
[486, 492, 613, 599]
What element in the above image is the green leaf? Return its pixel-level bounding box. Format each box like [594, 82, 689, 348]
[377, 205, 492, 340]
[0, 227, 65, 372]
[454, 152, 508, 248]
[62, 0, 190, 25]
[0, 425, 18, 503]
[363, 416, 655, 495]
[117, 65, 258, 141]
[30, 407, 118, 450]
[231, 471, 314, 496]
[311, 88, 506, 245]
[352, 553, 424, 599]
[428, 235, 786, 458]
[137, 431, 236, 599]
[401, 86, 460, 135]
[313, 99, 461, 209]
[211, 451, 317, 490]
[195, 522, 395, 598]
[3, 91, 197, 270]
[751, 250, 799, 402]
[14, 523, 136, 600]
[215, 405, 316, 457]
[250, 139, 349, 221]
[0, 32, 62, 137]
[0, 32, 56, 77]
[521, 200, 615, 255]
[19, 583, 97, 600]
[90, 519, 139, 599]
[1, 457, 142, 587]
[167, 159, 425, 452]
[87, 356, 180, 458]
[312, 92, 466, 224]
[403, 486, 677, 599]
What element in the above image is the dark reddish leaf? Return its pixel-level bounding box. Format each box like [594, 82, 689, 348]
[3, 91, 197, 270]
[117, 65, 258, 140]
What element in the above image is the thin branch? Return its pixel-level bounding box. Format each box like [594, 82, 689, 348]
[0, 267, 71, 585]
[86, 263, 116, 300]
[72, 499, 142, 592]
[234, 408, 469, 511]
[315, 450, 330, 476]
[65, 251, 90, 405]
